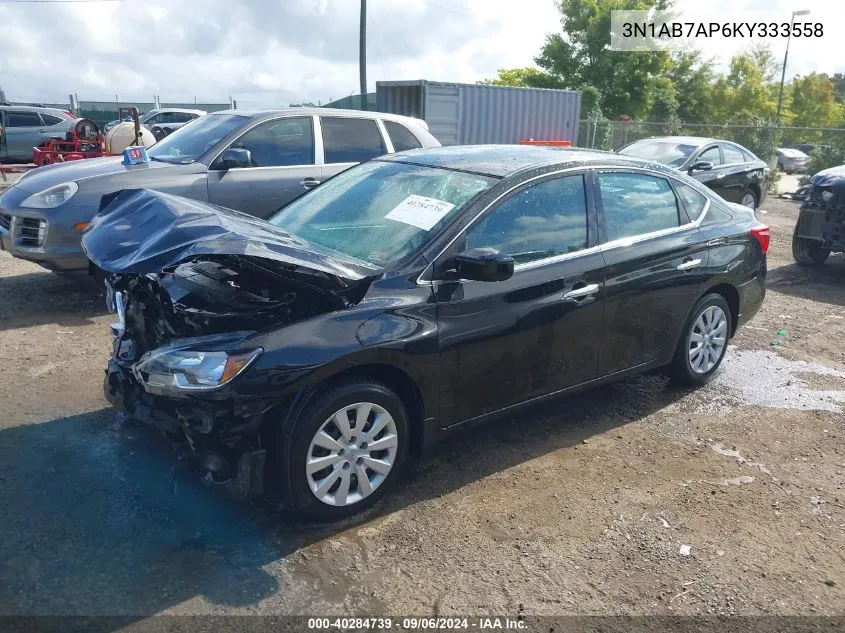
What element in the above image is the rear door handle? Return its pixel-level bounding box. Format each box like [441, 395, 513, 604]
[562, 283, 599, 301]
[300, 177, 321, 189]
[677, 258, 702, 271]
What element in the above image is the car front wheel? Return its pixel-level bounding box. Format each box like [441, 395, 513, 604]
[792, 228, 830, 267]
[667, 293, 732, 387]
[287, 379, 409, 520]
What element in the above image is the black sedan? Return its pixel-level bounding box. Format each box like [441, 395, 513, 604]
[83, 146, 769, 520]
[618, 136, 770, 209]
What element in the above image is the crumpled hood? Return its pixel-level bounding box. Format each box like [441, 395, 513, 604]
[810, 165, 845, 188]
[82, 189, 379, 287]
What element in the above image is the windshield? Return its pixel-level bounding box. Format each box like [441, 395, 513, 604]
[268, 160, 497, 267]
[147, 114, 247, 164]
[619, 140, 699, 168]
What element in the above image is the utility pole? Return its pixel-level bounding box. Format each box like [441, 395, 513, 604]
[359, 0, 367, 111]
[776, 8, 810, 126]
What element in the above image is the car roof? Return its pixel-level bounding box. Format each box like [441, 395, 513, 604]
[0, 104, 69, 115]
[208, 107, 428, 129]
[628, 136, 717, 147]
[145, 107, 206, 115]
[377, 144, 673, 178]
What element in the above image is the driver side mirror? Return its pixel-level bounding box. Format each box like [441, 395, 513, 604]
[688, 160, 714, 173]
[453, 248, 514, 282]
[220, 147, 252, 169]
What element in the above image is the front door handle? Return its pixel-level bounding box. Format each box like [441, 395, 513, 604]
[562, 283, 599, 301]
[300, 177, 321, 189]
[714, 172, 725, 179]
[677, 258, 702, 271]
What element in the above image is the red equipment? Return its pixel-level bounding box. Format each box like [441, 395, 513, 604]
[32, 118, 105, 166]
[518, 139, 573, 147]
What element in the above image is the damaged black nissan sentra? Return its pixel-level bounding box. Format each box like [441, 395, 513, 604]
[83, 145, 768, 520]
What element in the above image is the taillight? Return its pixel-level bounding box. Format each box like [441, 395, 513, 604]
[64, 110, 78, 119]
[751, 224, 770, 254]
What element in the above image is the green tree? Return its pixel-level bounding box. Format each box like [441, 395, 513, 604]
[533, 0, 673, 119]
[479, 67, 564, 89]
[710, 46, 777, 124]
[665, 51, 713, 123]
[789, 73, 844, 128]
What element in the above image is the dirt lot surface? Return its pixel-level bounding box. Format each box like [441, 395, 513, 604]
[1, 197, 844, 620]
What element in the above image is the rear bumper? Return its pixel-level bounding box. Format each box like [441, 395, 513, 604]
[736, 262, 766, 331]
[104, 358, 267, 499]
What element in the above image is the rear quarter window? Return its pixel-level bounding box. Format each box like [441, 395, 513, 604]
[384, 120, 423, 152]
[40, 114, 64, 126]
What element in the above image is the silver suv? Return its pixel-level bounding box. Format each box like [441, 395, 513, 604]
[104, 107, 207, 140]
[0, 105, 77, 163]
[0, 108, 439, 273]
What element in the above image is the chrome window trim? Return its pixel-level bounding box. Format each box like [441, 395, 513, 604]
[417, 164, 712, 286]
[207, 114, 320, 170]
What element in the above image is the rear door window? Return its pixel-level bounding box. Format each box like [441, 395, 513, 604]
[597, 172, 681, 241]
[321, 117, 386, 164]
[721, 144, 747, 165]
[384, 120, 422, 152]
[7, 112, 41, 127]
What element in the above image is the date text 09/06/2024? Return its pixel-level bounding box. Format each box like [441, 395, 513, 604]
[307, 617, 527, 630]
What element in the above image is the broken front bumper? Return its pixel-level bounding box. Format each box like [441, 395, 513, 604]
[104, 358, 267, 499]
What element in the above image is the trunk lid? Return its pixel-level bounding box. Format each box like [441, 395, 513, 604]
[82, 188, 380, 289]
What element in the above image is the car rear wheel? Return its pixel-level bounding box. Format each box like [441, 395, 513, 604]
[151, 126, 167, 142]
[740, 189, 757, 209]
[286, 379, 409, 520]
[792, 228, 830, 267]
[666, 293, 732, 387]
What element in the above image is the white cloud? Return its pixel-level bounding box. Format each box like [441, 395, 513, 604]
[0, 0, 840, 107]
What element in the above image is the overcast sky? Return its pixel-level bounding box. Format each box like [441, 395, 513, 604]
[0, 0, 841, 108]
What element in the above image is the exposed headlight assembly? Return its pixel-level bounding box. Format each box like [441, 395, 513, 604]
[20, 182, 79, 209]
[133, 341, 261, 397]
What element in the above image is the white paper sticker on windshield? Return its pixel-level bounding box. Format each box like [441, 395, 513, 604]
[384, 195, 455, 231]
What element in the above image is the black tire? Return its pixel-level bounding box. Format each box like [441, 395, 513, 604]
[666, 293, 732, 387]
[284, 379, 410, 521]
[740, 187, 758, 209]
[151, 126, 167, 142]
[792, 227, 830, 267]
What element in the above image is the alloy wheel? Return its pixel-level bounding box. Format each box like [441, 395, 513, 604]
[688, 305, 728, 374]
[305, 402, 399, 507]
[740, 192, 756, 208]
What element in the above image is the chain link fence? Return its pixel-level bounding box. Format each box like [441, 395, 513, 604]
[577, 119, 845, 168]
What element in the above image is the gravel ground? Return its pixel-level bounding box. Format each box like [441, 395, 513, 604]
[0, 196, 844, 618]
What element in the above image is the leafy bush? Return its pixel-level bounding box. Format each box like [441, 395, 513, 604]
[801, 145, 845, 185]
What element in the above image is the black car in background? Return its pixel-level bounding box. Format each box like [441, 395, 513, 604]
[83, 146, 769, 520]
[619, 136, 770, 209]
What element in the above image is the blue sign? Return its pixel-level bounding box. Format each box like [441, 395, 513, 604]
[122, 145, 150, 166]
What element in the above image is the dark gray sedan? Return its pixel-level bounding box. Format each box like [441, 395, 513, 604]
[0, 108, 438, 273]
